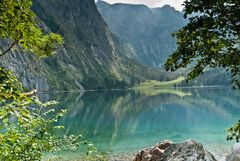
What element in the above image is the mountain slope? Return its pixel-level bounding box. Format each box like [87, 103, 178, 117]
[32, 0, 123, 90]
[0, 0, 171, 91]
[96, 1, 231, 86]
[97, 1, 187, 67]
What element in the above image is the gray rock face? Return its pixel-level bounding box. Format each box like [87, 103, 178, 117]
[97, 1, 187, 67]
[1, 0, 164, 91]
[134, 140, 217, 161]
[162, 140, 217, 161]
[0, 40, 50, 91]
[226, 143, 240, 161]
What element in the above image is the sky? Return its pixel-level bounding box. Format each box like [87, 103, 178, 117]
[98, 0, 185, 11]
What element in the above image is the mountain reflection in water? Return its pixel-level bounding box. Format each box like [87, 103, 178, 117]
[40, 88, 240, 154]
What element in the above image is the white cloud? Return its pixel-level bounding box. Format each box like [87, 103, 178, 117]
[99, 0, 184, 11]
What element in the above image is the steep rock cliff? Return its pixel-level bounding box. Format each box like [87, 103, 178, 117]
[0, 0, 168, 91]
[97, 1, 187, 67]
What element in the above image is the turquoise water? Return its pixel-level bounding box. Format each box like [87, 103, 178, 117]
[42, 88, 240, 158]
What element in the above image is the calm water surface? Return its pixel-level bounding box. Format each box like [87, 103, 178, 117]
[41, 88, 240, 159]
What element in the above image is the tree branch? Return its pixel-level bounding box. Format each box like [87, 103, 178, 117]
[0, 40, 18, 57]
[23, 89, 38, 97]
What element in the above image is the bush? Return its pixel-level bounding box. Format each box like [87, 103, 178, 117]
[0, 67, 108, 160]
[227, 120, 240, 143]
[0, 67, 82, 160]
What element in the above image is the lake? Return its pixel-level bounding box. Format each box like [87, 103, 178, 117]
[41, 87, 240, 160]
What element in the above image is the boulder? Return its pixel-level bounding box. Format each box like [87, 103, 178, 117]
[161, 139, 216, 161]
[133, 139, 217, 161]
[133, 140, 171, 161]
[225, 143, 240, 161]
[156, 140, 173, 150]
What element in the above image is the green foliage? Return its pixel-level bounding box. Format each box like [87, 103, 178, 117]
[0, 67, 107, 160]
[0, 1, 107, 159]
[83, 143, 108, 161]
[0, 67, 24, 100]
[0, 0, 63, 57]
[165, 0, 240, 88]
[0, 67, 81, 160]
[227, 120, 240, 142]
[0, 0, 73, 158]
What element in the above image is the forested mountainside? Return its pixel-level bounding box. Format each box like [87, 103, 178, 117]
[0, 0, 230, 91]
[97, 1, 188, 67]
[0, 0, 173, 91]
[96, 1, 231, 86]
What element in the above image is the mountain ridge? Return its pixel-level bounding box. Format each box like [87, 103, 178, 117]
[96, 1, 187, 67]
[96, 1, 231, 86]
[0, 0, 173, 91]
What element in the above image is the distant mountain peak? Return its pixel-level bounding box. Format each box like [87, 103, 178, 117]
[97, 0, 151, 11]
[152, 4, 180, 13]
[96, 0, 111, 8]
[161, 4, 175, 9]
[96, 1, 187, 67]
[112, 2, 148, 8]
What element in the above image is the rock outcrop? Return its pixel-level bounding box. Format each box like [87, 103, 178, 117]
[1, 0, 166, 91]
[134, 139, 217, 161]
[97, 1, 187, 67]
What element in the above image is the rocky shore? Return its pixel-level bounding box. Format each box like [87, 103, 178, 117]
[43, 140, 239, 161]
[133, 139, 216, 161]
[130, 139, 240, 161]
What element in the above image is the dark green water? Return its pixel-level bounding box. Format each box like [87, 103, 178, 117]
[42, 88, 239, 158]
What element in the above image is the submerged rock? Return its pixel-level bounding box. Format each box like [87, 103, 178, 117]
[133, 139, 217, 161]
[225, 143, 240, 161]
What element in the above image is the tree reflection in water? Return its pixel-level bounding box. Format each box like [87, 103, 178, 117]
[40, 88, 240, 154]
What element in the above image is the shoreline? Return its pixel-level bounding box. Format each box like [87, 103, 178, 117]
[36, 85, 231, 94]
[42, 141, 232, 161]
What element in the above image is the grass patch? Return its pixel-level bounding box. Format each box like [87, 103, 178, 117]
[135, 76, 185, 89]
[136, 88, 192, 97]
